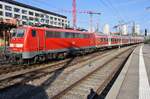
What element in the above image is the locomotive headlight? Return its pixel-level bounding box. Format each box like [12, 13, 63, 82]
[16, 44, 23, 48]
[10, 43, 15, 47]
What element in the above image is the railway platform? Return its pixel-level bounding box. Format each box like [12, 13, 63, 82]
[106, 44, 150, 99]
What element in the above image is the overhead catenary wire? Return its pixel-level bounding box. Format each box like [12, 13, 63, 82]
[98, 0, 125, 22]
[105, 0, 125, 21]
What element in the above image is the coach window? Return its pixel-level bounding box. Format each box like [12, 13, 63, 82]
[111, 38, 113, 42]
[32, 30, 36, 37]
[103, 38, 105, 42]
[86, 34, 88, 38]
[101, 38, 103, 42]
[104, 38, 106, 42]
[106, 38, 108, 42]
[84, 34, 88, 38]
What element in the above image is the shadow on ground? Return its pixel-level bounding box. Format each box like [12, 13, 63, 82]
[0, 84, 48, 99]
[41, 57, 75, 89]
[0, 57, 75, 99]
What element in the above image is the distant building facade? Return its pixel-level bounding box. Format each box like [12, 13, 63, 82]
[0, 0, 67, 28]
[134, 24, 140, 35]
[103, 24, 110, 35]
[121, 25, 128, 35]
[132, 23, 140, 35]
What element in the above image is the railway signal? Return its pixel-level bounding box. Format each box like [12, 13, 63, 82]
[145, 29, 147, 36]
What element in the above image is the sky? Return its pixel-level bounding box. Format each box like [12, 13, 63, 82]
[16, 0, 150, 33]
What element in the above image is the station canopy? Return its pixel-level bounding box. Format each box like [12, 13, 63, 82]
[0, 18, 17, 31]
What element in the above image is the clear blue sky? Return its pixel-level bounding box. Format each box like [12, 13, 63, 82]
[16, 0, 150, 32]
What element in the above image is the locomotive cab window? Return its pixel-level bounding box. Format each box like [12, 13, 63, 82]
[32, 30, 36, 37]
[12, 29, 25, 38]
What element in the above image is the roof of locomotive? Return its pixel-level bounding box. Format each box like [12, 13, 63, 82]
[19, 26, 95, 35]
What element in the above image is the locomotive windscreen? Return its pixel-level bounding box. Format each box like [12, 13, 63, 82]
[12, 29, 25, 38]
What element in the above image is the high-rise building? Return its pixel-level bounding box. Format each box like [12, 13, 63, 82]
[103, 24, 110, 35]
[135, 24, 140, 35]
[132, 24, 140, 35]
[121, 25, 128, 35]
[0, 0, 67, 28]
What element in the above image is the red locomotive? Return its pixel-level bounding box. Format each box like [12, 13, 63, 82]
[9, 26, 143, 63]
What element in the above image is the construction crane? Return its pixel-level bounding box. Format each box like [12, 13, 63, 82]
[72, 0, 76, 29]
[86, 11, 101, 32]
[77, 11, 101, 32]
[55, 0, 101, 31]
[72, 0, 101, 31]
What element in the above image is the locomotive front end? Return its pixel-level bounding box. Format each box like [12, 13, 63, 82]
[9, 27, 26, 62]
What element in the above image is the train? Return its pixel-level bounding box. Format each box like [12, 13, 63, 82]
[9, 25, 143, 64]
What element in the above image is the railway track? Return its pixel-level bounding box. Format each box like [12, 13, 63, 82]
[0, 48, 110, 75]
[0, 48, 115, 89]
[0, 46, 136, 99]
[51, 46, 134, 99]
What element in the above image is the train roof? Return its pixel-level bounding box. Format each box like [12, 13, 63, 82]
[18, 26, 94, 34]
